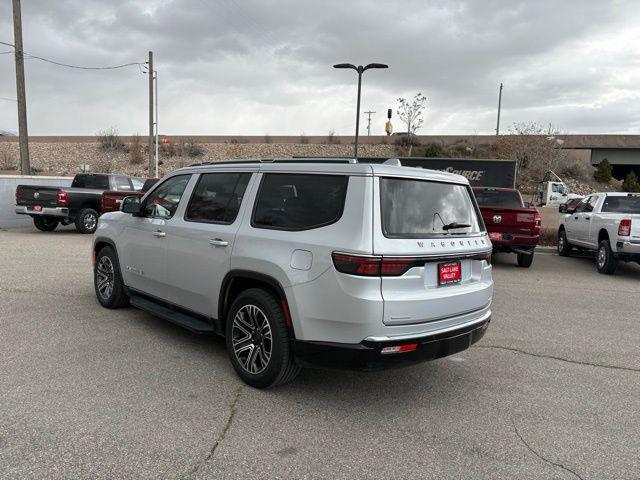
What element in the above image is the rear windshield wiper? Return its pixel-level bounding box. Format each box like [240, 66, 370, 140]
[442, 222, 471, 231]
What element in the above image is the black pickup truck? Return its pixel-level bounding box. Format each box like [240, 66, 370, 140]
[15, 173, 143, 233]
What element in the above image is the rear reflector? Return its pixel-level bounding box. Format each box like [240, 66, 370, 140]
[618, 219, 632, 237]
[381, 343, 418, 354]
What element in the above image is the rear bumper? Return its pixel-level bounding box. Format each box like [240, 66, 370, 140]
[292, 317, 490, 371]
[15, 205, 69, 217]
[616, 240, 640, 257]
[489, 233, 538, 253]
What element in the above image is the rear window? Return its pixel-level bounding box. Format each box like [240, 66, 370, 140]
[601, 195, 640, 214]
[473, 189, 522, 208]
[114, 176, 132, 191]
[72, 174, 109, 189]
[381, 178, 482, 238]
[253, 173, 348, 230]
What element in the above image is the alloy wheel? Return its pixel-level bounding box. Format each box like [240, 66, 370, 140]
[84, 213, 97, 231]
[232, 304, 273, 374]
[96, 256, 115, 300]
[598, 246, 607, 269]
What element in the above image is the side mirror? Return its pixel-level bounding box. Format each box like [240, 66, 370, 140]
[121, 196, 142, 215]
[558, 204, 568, 213]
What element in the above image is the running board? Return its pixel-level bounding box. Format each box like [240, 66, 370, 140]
[130, 294, 215, 334]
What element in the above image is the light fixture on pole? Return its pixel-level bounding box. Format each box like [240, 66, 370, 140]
[333, 63, 388, 158]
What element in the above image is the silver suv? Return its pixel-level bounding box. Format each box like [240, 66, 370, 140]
[93, 159, 493, 388]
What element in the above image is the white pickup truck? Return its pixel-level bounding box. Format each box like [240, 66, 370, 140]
[557, 192, 640, 274]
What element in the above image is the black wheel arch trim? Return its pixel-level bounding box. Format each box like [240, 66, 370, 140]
[219, 270, 296, 339]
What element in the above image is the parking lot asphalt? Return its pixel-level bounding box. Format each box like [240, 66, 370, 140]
[1, 227, 639, 479]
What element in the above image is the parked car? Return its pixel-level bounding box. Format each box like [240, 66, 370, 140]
[15, 173, 143, 233]
[100, 178, 159, 214]
[473, 187, 541, 268]
[558, 192, 640, 274]
[93, 159, 494, 388]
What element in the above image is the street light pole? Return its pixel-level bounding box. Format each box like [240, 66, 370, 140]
[154, 70, 158, 177]
[334, 63, 388, 158]
[496, 82, 503, 136]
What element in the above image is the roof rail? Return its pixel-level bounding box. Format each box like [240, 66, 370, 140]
[187, 158, 356, 167]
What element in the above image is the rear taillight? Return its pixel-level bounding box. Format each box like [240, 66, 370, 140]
[100, 195, 105, 212]
[57, 190, 68, 205]
[534, 210, 541, 233]
[618, 219, 632, 237]
[332, 253, 421, 277]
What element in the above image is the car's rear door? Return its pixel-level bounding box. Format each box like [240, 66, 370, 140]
[373, 176, 493, 327]
[162, 170, 255, 316]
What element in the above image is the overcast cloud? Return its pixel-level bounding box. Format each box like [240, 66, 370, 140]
[1, 0, 639, 135]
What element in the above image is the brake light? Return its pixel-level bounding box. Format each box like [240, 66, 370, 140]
[57, 190, 68, 206]
[332, 253, 420, 277]
[534, 210, 541, 233]
[618, 219, 632, 237]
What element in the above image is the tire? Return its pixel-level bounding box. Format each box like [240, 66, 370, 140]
[557, 228, 572, 256]
[75, 208, 99, 234]
[225, 288, 300, 389]
[33, 216, 59, 232]
[517, 251, 534, 268]
[596, 240, 618, 275]
[94, 246, 129, 308]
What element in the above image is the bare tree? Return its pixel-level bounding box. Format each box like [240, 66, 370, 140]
[396, 93, 427, 134]
[495, 122, 569, 188]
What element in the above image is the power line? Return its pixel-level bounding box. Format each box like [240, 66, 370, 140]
[0, 40, 144, 70]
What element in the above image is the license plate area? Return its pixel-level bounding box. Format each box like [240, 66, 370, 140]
[489, 232, 503, 240]
[438, 261, 461, 286]
[32, 205, 43, 212]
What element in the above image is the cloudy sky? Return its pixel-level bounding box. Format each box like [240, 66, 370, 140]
[1, 0, 639, 136]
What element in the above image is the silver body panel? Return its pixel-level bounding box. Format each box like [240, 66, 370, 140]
[95, 160, 494, 345]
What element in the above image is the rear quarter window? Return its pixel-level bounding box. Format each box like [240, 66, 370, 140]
[252, 173, 349, 231]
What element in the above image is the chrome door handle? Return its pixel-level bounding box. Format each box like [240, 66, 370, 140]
[152, 230, 166, 238]
[209, 238, 229, 247]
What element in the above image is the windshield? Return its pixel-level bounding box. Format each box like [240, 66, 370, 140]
[474, 189, 522, 208]
[380, 177, 483, 238]
[601, 195, 640, 214]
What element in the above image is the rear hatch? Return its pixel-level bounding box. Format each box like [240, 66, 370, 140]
[373, 176, 493, 326]
[481, 207, 538, 237]
[16, 185, 62, 207]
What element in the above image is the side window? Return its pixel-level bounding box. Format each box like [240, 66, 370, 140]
[142, 175, 191, 219]
[115, 176, 133, 191]
[252, 173, 349, 231]
[587, 195, 598, 212]
[574, 197, 590, 213]
[185, 173, 251, 224]
[131, 178, 144, 191]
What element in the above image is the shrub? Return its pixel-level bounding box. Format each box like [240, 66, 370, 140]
[299, 133, 309, 144]
[327, 130, 337, 144]
[181, 137, 205, 158]
[594, 159, 613, 183]
[622, 171, 640, 192]
[264, 134, 272, 144]
[129, 134, 144, 165]
[1, 151, 17, 170]
[424, 142, 443, 157]
[97, 127, 127, 153]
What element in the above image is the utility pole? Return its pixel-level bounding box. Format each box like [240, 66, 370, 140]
[495, 82, 503, 136]
[364, 111, 376, 136]
[12, 0, 30, 174]
[148, 51, 154, 174]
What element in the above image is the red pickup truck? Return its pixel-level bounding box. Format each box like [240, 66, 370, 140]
[473, 187, 541, 268]
[100, 178, 158, 214]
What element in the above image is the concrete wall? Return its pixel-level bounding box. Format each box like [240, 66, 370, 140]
[0, 175, 73, 229]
